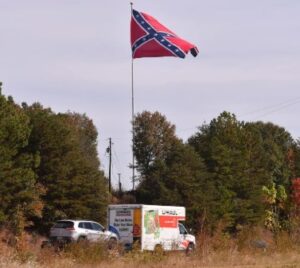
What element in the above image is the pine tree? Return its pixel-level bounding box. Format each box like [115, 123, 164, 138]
[23, 104, 108, 231]
[0, 94, 42, 231]
[189, 112, 268, 230]
[189, 112, 295, 231]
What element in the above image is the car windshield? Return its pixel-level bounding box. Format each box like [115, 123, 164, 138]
[53, 221, 74, 229]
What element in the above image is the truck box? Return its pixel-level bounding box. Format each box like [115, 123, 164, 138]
[108, 204, 195, 251]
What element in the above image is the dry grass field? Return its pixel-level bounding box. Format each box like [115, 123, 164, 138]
[1, 229, 300, 268]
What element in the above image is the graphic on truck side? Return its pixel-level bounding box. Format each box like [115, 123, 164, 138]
[109, 208, 133, 244]
[144, 210, 160, 239]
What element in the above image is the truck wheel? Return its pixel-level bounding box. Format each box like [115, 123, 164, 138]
[154, 244, 164, 255]
[186, 243, 195, 255]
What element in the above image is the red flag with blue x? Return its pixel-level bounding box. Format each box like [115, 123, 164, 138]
[131, 9, 199, 59]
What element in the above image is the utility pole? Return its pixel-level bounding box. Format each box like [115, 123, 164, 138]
[107, 138, 112, 193]
[118, 173, 122, 193]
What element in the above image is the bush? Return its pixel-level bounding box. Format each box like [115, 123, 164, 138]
[62, 241, 110, 265]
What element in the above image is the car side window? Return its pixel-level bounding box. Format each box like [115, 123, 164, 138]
[83, 222, 94, 230]
[92, 222, 104, 231]
[78, 222, 84, 228]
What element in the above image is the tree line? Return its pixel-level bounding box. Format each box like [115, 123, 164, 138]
[2, 81, 300, 236]
[133, 111, 300, 233]
[0, 83, 107, 235]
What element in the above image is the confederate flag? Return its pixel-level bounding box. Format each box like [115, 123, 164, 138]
[131, 9, 199, 59]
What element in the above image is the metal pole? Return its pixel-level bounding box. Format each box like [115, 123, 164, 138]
[108, 138, 112, 193]
[118, 173, 122, 193]
[130, 2, 135, 191]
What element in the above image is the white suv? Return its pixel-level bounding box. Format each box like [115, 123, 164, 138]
[49, 220, 118, 247]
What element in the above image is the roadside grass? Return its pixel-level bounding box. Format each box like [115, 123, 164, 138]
[1, 228, 300, 267]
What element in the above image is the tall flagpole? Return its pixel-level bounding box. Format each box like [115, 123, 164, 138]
[130, 2, 135, 191]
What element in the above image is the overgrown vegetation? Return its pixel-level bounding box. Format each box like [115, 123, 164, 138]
[2, 228, 300, 267]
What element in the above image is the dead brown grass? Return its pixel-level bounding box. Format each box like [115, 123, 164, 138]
[1, 228, 300, 268]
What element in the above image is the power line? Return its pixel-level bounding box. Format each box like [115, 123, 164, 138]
[240, 97, 300, 118]
[175, 97, 300, 135]
[252, 98, 300, 120]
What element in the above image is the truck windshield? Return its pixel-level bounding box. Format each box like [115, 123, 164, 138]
[179, 222, 188, 235]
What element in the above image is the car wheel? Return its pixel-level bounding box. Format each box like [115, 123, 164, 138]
[108, 237, 117, 250]
[41, 240, 51, 249]
[77, 236, 86, 243]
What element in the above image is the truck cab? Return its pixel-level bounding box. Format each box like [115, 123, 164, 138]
[178, 222, 196, 251]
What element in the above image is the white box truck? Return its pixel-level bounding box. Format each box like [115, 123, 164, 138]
[108, 204, 196, 252]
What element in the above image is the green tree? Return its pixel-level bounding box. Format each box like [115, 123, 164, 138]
[292, 141, 300, 178]
[134, 111, 212, 230]
[189, 112, 269, 230]
[247, 121, 293, 189]
[133, 111, 178, 177]
[23, 104, 108, 231]
[246, 122, 294, 230]
[0, 94, 42, 232]
[189, 112, 295, 231]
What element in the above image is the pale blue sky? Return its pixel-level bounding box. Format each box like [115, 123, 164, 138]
[1, 0, 300, 189]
